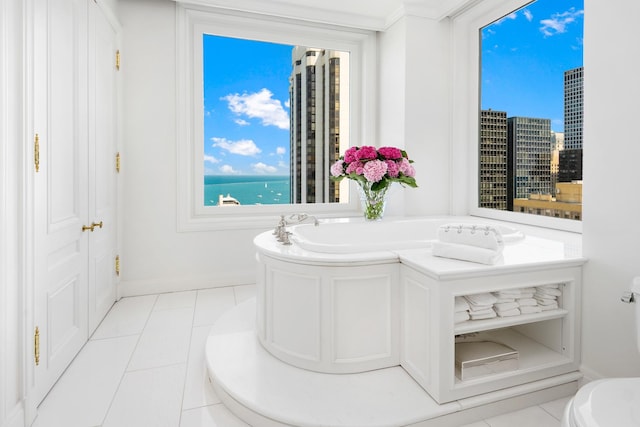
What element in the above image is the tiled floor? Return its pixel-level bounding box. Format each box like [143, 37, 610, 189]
[31, 286, 571, 427]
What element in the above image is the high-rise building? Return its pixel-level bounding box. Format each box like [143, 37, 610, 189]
[558, 148, 583, 182]
[564, 67, 583, 150]
[507, 116, 552, 210]
[479, 109, 508, 210]
[550, 131, 564, 195]
[289, 47, 349, 203]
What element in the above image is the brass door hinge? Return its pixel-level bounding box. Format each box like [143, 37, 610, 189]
[115, 255, 120, 276]
[115, 152, 120, 173]
[34, 133, 40, 172]
[115, 50, 120, 70]
[34, 326, 40, 366]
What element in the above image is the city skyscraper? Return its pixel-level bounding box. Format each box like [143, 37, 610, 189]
[289, 47, 349, 203]
[564, 66, 583, 150]
[507, 116, 552, 210]
[479, 109, 508, 210]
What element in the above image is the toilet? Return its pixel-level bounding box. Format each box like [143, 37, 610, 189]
[561, 278, 640, 427]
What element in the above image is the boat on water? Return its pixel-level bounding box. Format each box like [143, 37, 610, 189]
[217, 193, 240, 206]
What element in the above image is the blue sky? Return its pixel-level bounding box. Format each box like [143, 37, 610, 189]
[203, 35, 292, 176]
[481, 0, 584, 131]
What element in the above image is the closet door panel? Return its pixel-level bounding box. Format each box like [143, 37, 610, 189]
[87, 0, 119, 333]
[33, 0, 89, 406]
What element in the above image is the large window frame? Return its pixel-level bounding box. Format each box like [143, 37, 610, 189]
[176, 4, 377, 231]
[451, 0, 582, 233]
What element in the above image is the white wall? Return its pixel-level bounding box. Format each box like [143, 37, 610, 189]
[119, 0, 263, 296]
[1, 0, 25, 425]
[581, 0, 640, 378]
[378, 15, 452, 217]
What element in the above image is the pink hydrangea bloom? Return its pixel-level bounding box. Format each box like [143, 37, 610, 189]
[385, 159, 400, 178]
[330, 160, 344, 177]
[363, 159, 388, 182]
[378, 147, 402, 160]
[346, 161, 364, 175]
[343, 147, 358, 163]
[355, 146, 378, 161]
[399, 158, 415, 177]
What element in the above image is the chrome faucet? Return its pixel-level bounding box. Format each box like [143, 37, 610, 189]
[285, 213, 319, 226]
[273, 213, 319, 245]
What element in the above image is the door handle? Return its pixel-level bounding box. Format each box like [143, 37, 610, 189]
[82, 221, 103, 232]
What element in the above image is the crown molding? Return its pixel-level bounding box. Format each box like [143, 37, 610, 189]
[172, 0, 386, 31]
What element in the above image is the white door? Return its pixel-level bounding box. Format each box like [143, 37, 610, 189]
[32, 0, 89, 405]
[87, 0, 119, 333]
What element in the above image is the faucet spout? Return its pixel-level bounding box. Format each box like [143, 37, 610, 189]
[286, 213, 319, 226]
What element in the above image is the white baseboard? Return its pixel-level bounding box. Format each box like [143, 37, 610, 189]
[117, 272, 255, 298]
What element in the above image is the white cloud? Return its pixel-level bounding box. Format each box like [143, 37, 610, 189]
[212, 137, 261, 156]
[523, 9, 533, 22]
[204, 154, 220, 164]
[234, 118, 250, 126]
[222, 88, 289, 130]
[540, 8, 584, 37]
[276, 146, 286, 155]
[252, 162, 278, 174]
[495, 12, 517, 25]
[219, 164, 239, 174]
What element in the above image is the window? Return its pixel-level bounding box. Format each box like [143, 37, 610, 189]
[451, 0, 583, 232]
[202, 36, 350, 207]
[480, 0, 583, 222]
[176, 5, 377, 230]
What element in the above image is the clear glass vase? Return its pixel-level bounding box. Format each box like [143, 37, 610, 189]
[356, 181, 389, 221]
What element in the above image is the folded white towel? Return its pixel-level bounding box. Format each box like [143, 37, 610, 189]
[535, 296, 557, 305]
[538, 284, 560, 289]
[454, 311, 470, 323]
[535, 287, 562, 297]
[494, 302, 519, 312]
[464, 293, 498, 306]
[468, 307, 495, 316]
[494, 297, 516, 304]
[520, 305, 543, 314]
[496, 308, 520, 317]
[533, 291, 558, 299]
[437, 223, 504, 251]
[519, 292, 535, 298]
[517, 298, 538, 307]
[454, 296, 470, 312]
[520, 287, 536, 293]
[432, 241, 503, 265]
[470, 309, 497, 320]
[540, 301, 559, 311]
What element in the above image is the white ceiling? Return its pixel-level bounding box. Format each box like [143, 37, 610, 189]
[175, 0, 480, 30]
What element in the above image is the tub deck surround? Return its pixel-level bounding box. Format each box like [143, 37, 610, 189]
[253, 216, 586, 395]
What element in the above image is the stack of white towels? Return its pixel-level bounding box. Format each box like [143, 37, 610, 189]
[454, 285, 562, 324]
[432, 223, 504, 265]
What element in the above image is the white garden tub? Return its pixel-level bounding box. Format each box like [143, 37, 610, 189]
[253, 216, 526, 375]
[291, 217, 524, 254]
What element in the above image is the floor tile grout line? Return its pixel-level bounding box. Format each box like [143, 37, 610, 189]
[176, 289, 202, 426]
[98, 293, 159, 427]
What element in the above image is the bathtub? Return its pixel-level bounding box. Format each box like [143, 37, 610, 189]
[290, 217, 524, 254]
[253, 216, 528, 375]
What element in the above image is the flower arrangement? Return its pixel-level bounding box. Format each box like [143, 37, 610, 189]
[330, 146, 417, 219]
